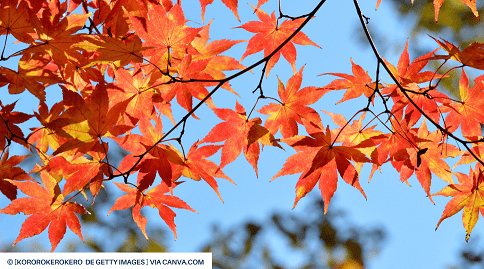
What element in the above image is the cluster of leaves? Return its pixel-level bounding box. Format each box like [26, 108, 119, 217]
[1, 0, 484, 251]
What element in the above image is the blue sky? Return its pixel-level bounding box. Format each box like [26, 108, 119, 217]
[1, 0, 482, 268]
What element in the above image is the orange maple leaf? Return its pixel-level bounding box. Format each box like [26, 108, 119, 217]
[321, 59, 380, 104]
[428, 35, 484, 70]
[52, 84, 132, 155]
[382, 40, 449, 127]
[272, 125, 369, 213]
[109, 65, 169, 123]
[0, 0, 35, 43]
[114, 115, 183, 190]
[392, 120, 460, 203]
[126, 3, 201, 60]
[22, 0, 90, 65]
[433, 163, 484, 242]
[201, 100, 282, 176]
[162, 54, 217, 114]
[258, 66, 326, 138]
[75, 34, 146, 69]
[1, 171, 88, 251]
[441, 70, 484, 137]
[28, 101, 67, 153]
[191, 21, 245, 96]
[199, 0, 269, 22]
[0, 53, 61, 101]
[40, 143, 111, 199]
[200, 0, 240, 22]
[108, 182, 196, 240]
[171, 141, 235, 202]
[237, 4, 320, 76]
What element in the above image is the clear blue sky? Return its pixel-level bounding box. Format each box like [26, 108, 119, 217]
[1, 1, 482, 268]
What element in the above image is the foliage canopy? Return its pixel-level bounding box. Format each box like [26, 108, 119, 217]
[1, 0, 484, 252]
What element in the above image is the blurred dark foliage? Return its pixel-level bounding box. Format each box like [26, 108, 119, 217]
[201, 198, 386, 269]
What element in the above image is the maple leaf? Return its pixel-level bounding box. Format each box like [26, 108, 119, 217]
[162, 54, 217, 114]
[200, 0, 240, 22]
[171, 141, 235, 202]
[272, 125, 369, 213]
[0, 0, 35, 43]
[108, 182, 196, 240]
[28, 101, 67, 153]
[75, 34, 146, 69]
[258, 66, 326, 138]
[0, 100, 33, 149]
[191, 21, 245, 96]
[321, 59, 381, 104]
[0, 149, 34, 200]
[201, 100, 282, 176]
[454, 137, 484, 168]
[52, 84, 132, 155]
[440, 70, 484, 137]
[323, 111, 384, 157]
[382, 40, 443, 93]
[428, 35, 484, 70]
[1, 171, 88, 251]
[199, 0, 269, 22]
[237, 4, 320, 76]
[382, 40, 449, 127]
[40, 143, 111, 198]
[393, 120, 460, 203]
[0, 53, 61, 101]
[109, 65, 166, 123]
[114, 115, 183, 190]
[126, 3, 201, 60]
[22, 0, 91, 65]
[433, 164, 484, 242]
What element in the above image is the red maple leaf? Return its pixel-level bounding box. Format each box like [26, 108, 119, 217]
[162, 54, 217, 114]
[108, 182, 196, 240]
[0, 100, 33, 149]
[441, 70, 484, 137]
[191, 21, 245, 96]
[114, 115, 183, 190]
[391, 120, 460, 203]
[258, 66, 326, 138]
[433, 163, 484, 242]
[321, 59, 380, 104]
[109, 65, 170, 123]
[1, 171, 88, 251]
[40, 142, 112, 199]
[237, 4, 320, 76]
[126, 3, 201, 59]
[272, 124, 369, 213]
[0, 149, 34, 200]
[382, 41, 449, 127]
[201, 100, 282, 176]
[171, 141, 235, 202]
